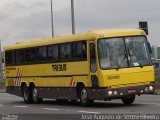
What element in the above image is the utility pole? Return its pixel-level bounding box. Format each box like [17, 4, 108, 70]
[50, 0, 54, 38]
[0, 40, 3, 81]
[71, 0, 75, 34]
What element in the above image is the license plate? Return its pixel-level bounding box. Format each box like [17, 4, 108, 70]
[128, 89, 136, 93]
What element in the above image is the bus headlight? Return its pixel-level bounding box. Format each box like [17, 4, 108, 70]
[108, 90, 113, 96]
[145, 87, 149, 91]
[149, 86, 153, 91]
[120, 92, 124, 95]
[113, 90, 118, 95]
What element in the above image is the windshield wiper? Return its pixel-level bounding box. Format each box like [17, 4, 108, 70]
[112, 65, 120, 70]
[138, 62, 143, 68]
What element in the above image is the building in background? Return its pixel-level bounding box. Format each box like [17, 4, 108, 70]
[151, 46, 160, 78]
[157, 47, 160, 59]
[0, 40, 3, 81]
[151, 46, 156, 59]
[152, 46, 160, 60]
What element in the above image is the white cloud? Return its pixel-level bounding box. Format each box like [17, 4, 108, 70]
[0, 0, 70, 46]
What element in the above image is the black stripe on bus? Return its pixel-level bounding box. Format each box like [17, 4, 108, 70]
[6, 74, 89, 78]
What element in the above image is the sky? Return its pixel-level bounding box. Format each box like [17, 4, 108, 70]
[0, 0, 160, 47]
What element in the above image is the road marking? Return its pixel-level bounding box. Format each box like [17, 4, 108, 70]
[141, 103, 160, 106]
[78, 111, 100, 114]
[13, 106, 28, 108]
[43, 108, 60, 111]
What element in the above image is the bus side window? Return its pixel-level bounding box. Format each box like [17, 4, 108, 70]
[60, 43, 71, 61]
[5, 51, 16, 66]
[90, 43, 97, 72]
[26, 48, 36, 63]
[16, 49, 25, 65]
[48, 45, 59, 61]
[72, 41, 86, 60]
[36, 46, 47, 62]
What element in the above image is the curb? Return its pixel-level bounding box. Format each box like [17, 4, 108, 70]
[154, 89, 160, 95]
[154, 81, 160, 95]
[0, 86, 6, 93]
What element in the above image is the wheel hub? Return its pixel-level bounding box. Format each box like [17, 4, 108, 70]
[33, 88, 38, 101]
[81, 89, 87, 103]
[24, 87, 28, 100]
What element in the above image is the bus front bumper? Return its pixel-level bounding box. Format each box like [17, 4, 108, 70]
[89, 84, 155, 100]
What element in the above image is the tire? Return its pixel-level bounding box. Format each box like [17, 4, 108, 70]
[121, 95, 135, 105]
[31, 85, 43, 104]
[22, 85, 32, 104]
[79, 87, 94, 107]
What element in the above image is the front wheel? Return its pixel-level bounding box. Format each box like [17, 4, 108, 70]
[79, 87, 94, 107]
[121, 95, 135, 105]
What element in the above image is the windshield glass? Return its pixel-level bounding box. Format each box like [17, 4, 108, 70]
[125, 36, 151, 67]
[98, 38, 128, 69]
[98, 36, 151, 69]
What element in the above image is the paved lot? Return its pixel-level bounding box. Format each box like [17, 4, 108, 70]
[0, 93, 160, 120]
[0, 86, 5, 93]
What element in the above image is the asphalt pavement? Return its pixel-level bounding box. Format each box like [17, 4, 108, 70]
[0, 93, 160, 120]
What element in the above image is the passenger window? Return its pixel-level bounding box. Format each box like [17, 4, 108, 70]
[60, 44, 71, 60]
[48, 45, 59, 61]
[5, 51, 15, 66]
[16, 49, 25, 64]
[26, 48, 36, 63]
[36, 46, 47, 62]
[72, 41, 86, 60]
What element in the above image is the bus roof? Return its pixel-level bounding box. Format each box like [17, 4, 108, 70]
[4, 28, 145, 50]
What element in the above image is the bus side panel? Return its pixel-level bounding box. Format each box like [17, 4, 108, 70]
[5, 61, 91, 99]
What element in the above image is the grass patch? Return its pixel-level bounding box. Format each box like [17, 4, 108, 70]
[155, 76, 160, 81]
[155, 76, 160, 84]
[0, 80, 5, 86]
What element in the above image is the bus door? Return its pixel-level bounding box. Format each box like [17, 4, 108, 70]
[89, 42, 99, 89]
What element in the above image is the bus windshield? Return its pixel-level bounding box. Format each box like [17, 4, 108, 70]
[98, 36, 152, 69]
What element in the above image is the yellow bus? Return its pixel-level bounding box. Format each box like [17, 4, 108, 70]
[4, 29, 155, 106]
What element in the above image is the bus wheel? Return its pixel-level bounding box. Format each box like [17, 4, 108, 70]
[22, 85, 32, 104]
[80, 87, 94, 107]
[31, 85, 43, 104]
[121, 95, 135, 105]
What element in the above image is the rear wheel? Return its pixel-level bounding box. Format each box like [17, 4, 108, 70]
[31, 85, 43, 104]
[79, 87, 94, 107]
[22, 85, 32, 104]
[121, 95, 135, 105]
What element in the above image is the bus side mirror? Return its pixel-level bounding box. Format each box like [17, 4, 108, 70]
[147, 42, 152, 54]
